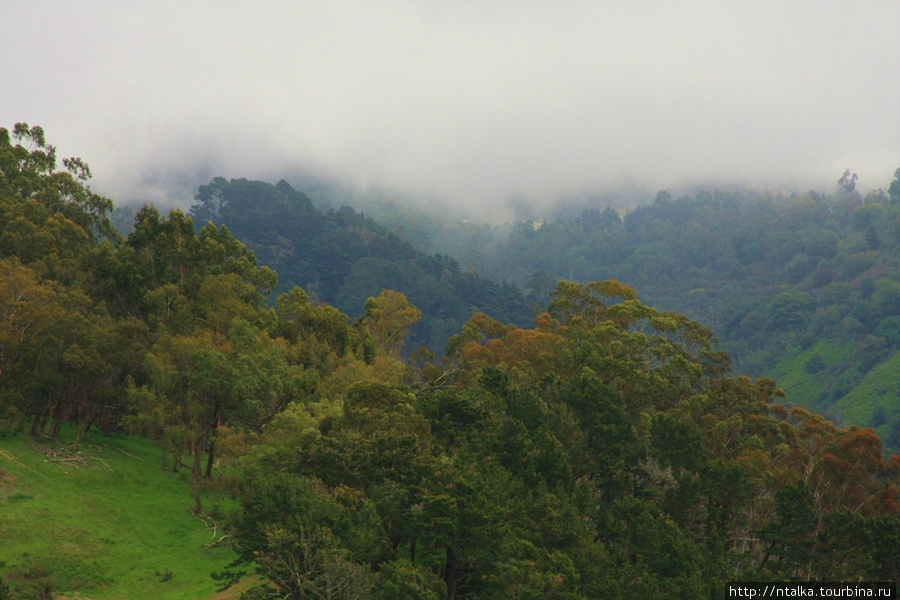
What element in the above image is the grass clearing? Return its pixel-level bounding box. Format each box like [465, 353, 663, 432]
[0, 425, 238, 600]
[835, 351, 900, 441]
[767, 341, 900, 455]
[766, 339, 851, 414]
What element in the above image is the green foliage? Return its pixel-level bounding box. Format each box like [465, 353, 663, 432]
[768, 291, 815, 332]
[0, 123, 116, 248]
[5, 124, 900, 598]
[230, 472, 384, 599]
[806, 353, 826, 374]
[890, 168, 900, 204]
[352, 175, 900, 452]
[187, 177, 532, 354]
[362, 289, 422, 358]
[760, 481, 817, 577]
[874, 316, 900, 348]
[371, 559, 445, 600]
[835, 352, 900, 434]
[221, 279, 900, 597]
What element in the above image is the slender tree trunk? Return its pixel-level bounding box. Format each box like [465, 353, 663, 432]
[444, 547, 456, 600]
[192, 439, 204, 513]
[759, 540, 777, 572]
[204, 438, 215, 479]
[37, 406, 51, 436]
[83, 410, 97, 435]
[74, 422, 86, 452]
[204, 408, 220, 479]
[72, 403, 93, 451]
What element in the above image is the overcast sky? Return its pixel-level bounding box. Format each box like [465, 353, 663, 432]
[3, 1, 900, 215]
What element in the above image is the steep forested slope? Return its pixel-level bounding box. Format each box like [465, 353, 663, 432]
[218, 281, 900, 598]
[358, 175, 900, 452]
[3, 124, 900, 599]
[188, 177, 532, 353]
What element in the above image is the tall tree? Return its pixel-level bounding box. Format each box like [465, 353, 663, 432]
[362, 289, 422, 359]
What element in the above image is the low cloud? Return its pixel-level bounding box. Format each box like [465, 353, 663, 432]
[3, 2, 899, 217]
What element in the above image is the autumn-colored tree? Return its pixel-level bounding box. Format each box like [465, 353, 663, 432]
[361, 289, 422, 359]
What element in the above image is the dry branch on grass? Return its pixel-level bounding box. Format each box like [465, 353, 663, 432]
[34, 444, 115, 472]
[204, 534, 231, 548]
[0, 447, 37, 473]
[193, 510, 232, 548]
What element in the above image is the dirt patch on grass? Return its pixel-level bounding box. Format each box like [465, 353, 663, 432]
[206, 576, 264, 600]
[0, 466, 18, 497]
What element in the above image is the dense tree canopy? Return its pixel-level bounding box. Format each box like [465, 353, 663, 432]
[186, 177, 532, 354]
[352, 175, 900, 454]
[3, 124, 900, 599]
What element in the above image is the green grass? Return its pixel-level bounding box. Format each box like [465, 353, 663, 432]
[765, 339, 852, 413]
[835, 351, 900, 442]
[766, 341, 900, 455]
[0, 425, 237, 600]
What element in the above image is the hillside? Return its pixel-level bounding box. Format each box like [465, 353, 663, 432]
[332, 176, 900, 452]
[3, 123, 900, 598]
[0, 426, 235, 599]
[187, 177, 533, 353]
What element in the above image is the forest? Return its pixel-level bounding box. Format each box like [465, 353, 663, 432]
[296, 173, 900, 456]
[2, 123, 900, 599]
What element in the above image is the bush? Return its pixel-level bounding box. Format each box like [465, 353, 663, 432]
[852, 336, 888, 372]
[860, 278, 876, 299]
[806, 354, 826, 374]
[829, 370, 864, 401]
[799, 332, 817, 350]
[874, 316, 900, 348]
[811, 268, 833, 288]
[837, 253, 874, 281]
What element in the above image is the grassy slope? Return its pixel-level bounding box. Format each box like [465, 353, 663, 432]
[0, 426, 236, 600]
[766, 339, 851, 415]
[767, 340, 900, 454]
[836, 351, 900, 443]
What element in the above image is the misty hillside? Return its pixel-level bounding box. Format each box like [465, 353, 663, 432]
[186, 177, 533, 353]
[284, 170, 900, 454]
[7, 3, 900, 597]
[5, 124, 900, 599]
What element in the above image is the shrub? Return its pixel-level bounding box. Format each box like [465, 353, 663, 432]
[806, 354, 826, 374]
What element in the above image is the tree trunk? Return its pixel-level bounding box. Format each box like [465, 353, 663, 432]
[444, 547, 456, 600]
[74, 422, 86, 452]
[204, 438, 215, 479]
[192, 439, 204, 513]
[204, 407, 220, 479]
